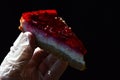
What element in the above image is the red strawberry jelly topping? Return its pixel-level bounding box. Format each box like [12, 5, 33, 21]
[22, 10, 87, 54]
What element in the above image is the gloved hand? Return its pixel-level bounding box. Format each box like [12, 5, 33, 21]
[0, 32, 68, 80]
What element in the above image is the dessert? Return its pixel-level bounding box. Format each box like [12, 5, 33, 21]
[19, 10, 87, 70]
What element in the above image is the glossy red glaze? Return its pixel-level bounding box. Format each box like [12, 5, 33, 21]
[22, 10, 87, 54]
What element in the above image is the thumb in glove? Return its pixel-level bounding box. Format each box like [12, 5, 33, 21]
[0, 32, 35, 80]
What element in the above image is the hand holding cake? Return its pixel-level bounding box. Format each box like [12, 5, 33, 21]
[0, 32, 68, 80]
[0, 9, 87, 80]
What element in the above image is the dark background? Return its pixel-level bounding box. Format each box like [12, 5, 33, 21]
[0, 0, 115, 80]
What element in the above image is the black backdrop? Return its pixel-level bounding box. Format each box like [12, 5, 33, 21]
[0, 0, 114, 80]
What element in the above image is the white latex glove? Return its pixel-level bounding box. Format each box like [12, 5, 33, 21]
[0, 32, 68, 80]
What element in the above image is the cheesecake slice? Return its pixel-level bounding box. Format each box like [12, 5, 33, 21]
[19, 10, 87, 70]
